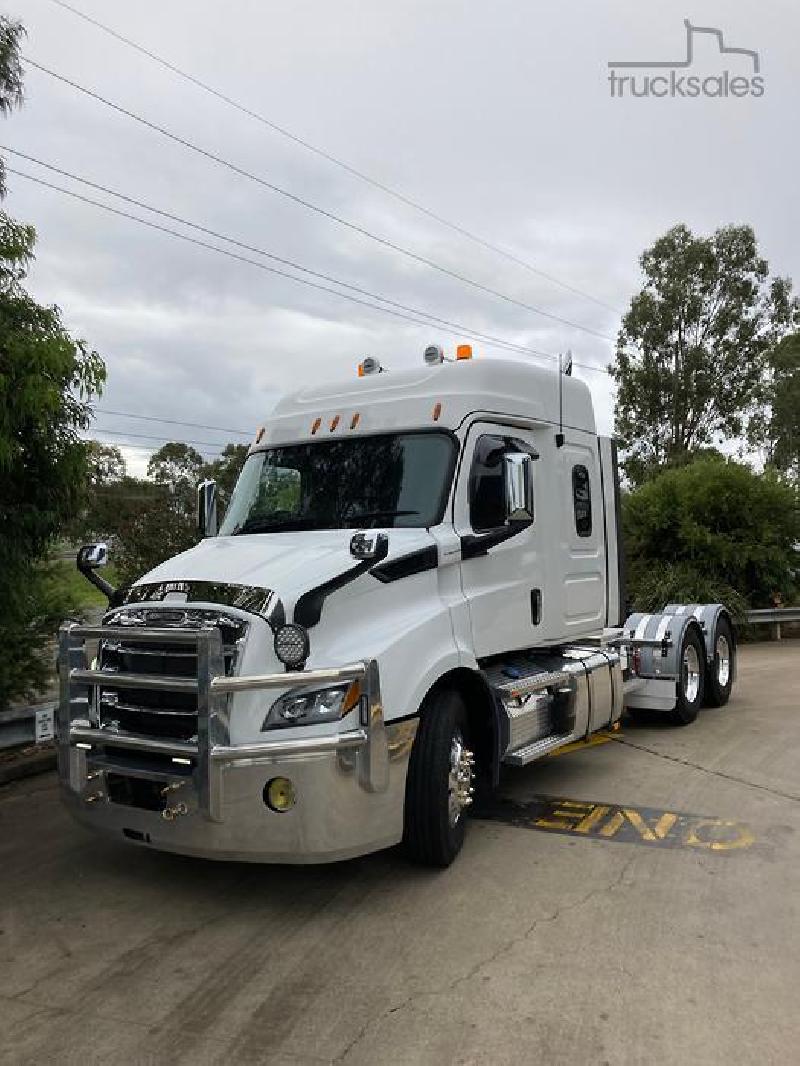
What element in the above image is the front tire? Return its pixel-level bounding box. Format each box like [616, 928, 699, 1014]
[403, 688, 474, 867]
[704, 616, 735, 707]
[670, 627, 705, 726]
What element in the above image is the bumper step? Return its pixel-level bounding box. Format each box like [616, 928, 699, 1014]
[503, 733, 573, 766]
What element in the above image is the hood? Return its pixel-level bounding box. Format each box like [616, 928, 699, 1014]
[134, 528, 435, 610]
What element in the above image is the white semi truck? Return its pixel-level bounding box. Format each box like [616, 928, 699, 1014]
[59, 348, 736, 866]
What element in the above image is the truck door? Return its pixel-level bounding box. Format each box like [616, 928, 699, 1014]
[453, 421, 545, 659]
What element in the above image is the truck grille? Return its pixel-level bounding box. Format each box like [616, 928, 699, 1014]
[97, 607, 248, 742]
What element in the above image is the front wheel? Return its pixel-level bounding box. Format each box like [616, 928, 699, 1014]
[670, 627, 706, 726]
[403, 688, 474, 867]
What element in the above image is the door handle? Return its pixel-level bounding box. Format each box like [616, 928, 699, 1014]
[531, 589, 542, 625]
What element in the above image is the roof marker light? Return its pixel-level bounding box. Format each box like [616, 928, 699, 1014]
[350, 412, 360, 430]
[330, 414, 340, 432]
[456, 344, 473, 360]
[255, 426, 265, 444]
[424, 344, 444, 366]
[311, 417, 322, 435]
[432, 402, 442, 421]
[358, 356, 383, 376]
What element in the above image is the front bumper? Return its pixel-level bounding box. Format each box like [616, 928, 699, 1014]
[57, 624, 416, 863]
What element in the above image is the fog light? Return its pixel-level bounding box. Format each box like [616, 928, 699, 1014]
[264, 776, 296, 813]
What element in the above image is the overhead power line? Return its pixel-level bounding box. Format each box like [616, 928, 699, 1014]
[10, 166, 614, 379]
[45, 0, 621, 316]
[6, 146, 576, 367]
[88, 427, 233, 448]
[23, 55, 615, 343]
[8, 158, 611, 377]
[94, 407, 251, 436]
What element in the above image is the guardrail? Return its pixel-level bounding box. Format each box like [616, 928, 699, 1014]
[0, 702, 56, 753]
[745, 607, 800, 640]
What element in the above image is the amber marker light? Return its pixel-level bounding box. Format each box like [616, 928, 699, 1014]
[311, 417, 322, 435]
[456, 344, 473, 360]
[350, 412, 361, 430]
[432, 402, 442, 421]
[330, 414, 340, 432]
[255, 426, 265, 444]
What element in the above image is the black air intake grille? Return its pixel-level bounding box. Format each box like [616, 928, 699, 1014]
[97, 608, 247, 742]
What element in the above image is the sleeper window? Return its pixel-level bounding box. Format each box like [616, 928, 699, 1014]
[572, 464, 592, 537]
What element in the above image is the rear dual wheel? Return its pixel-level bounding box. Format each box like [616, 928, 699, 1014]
[670, 627, 705, 726]
[704, 616, 735, 707]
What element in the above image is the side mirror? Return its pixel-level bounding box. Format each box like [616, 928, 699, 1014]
[77, 542, 108, 569]
[197, 479, 218, 538]
[76, 542, 118, 604]
[503, 453, 534, 524]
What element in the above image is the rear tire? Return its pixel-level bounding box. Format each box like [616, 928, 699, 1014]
[403, 688, 473, 867]
[704, 616, 735, 707]
[670, 627, 705, 726]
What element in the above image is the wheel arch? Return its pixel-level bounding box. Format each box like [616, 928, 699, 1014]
[419, 667, 503, 787]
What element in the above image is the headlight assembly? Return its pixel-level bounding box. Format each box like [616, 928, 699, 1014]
[262, 680, 362, 730]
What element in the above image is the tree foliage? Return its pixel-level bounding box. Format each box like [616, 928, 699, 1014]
[623, 457, 799, 612]
[762, 332, 800, 482]
[0, 17, 24, 197]
[0, 19, 105, 706]
[79, 440, 248, 588]
[611, 223, 798, 485]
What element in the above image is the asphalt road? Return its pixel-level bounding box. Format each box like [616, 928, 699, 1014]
[1, 641, 798, 1065]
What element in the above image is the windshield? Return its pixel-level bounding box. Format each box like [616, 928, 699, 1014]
[219, 431, 456, 535]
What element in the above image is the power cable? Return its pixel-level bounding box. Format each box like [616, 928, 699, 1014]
[93, 407, 251, 436]
[5, 146, 560, 364]
[22, 55, 616, 343]
[9, 160, 612, 376]
[44, 0, 622, 315]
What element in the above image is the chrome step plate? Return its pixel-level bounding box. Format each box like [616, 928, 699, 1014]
[503, 733, 574, 767]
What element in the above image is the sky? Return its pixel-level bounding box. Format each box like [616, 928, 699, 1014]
[4, 0, 799, 475]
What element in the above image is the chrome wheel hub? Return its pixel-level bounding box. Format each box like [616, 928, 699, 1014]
[683, 643, 701, 703]
[716, 635, 731, 688]
[448, 732, 475, 827]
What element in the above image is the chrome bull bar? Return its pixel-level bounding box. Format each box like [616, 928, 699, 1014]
[57, 623, 388, 823]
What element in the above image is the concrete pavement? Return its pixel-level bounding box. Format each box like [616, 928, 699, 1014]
[1, 641, 798, 1065]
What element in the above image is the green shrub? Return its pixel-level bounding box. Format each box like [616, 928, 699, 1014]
[623, 458, 799, 611]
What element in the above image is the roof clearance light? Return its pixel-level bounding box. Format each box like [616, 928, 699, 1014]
[311, 417, 322, 435]
[424, 344, 444, 366]
[255, 426, 265, 443]
[456, 344, 473, 360]
[432, 402, 442, 421]
[330, 414, 340, 432]
[350, 412, 360, 430]
[358, 356, 382, 376]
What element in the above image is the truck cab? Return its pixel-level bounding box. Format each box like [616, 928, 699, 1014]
[59, 350, 736, 866]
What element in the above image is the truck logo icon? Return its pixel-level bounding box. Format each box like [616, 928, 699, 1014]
[608, 19, 765, 99]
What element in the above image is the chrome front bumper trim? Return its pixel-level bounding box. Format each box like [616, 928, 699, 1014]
[57, 621, 401, 862]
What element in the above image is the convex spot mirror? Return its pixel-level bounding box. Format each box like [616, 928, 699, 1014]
[197, 479, 218, 538]
[350, 531, 389, 561]
[77, 542, 109, 570]
[503, 452, 534, 524]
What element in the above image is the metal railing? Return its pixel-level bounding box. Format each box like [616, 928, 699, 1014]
[744, 607, 800, 639]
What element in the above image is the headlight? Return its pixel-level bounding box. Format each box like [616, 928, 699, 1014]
[273, 623, 310, 668]
[262, 680, 362, 730]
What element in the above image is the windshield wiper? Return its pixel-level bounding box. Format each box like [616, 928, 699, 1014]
[232, 516, 314, 535]
[344, 509, 420, 523]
